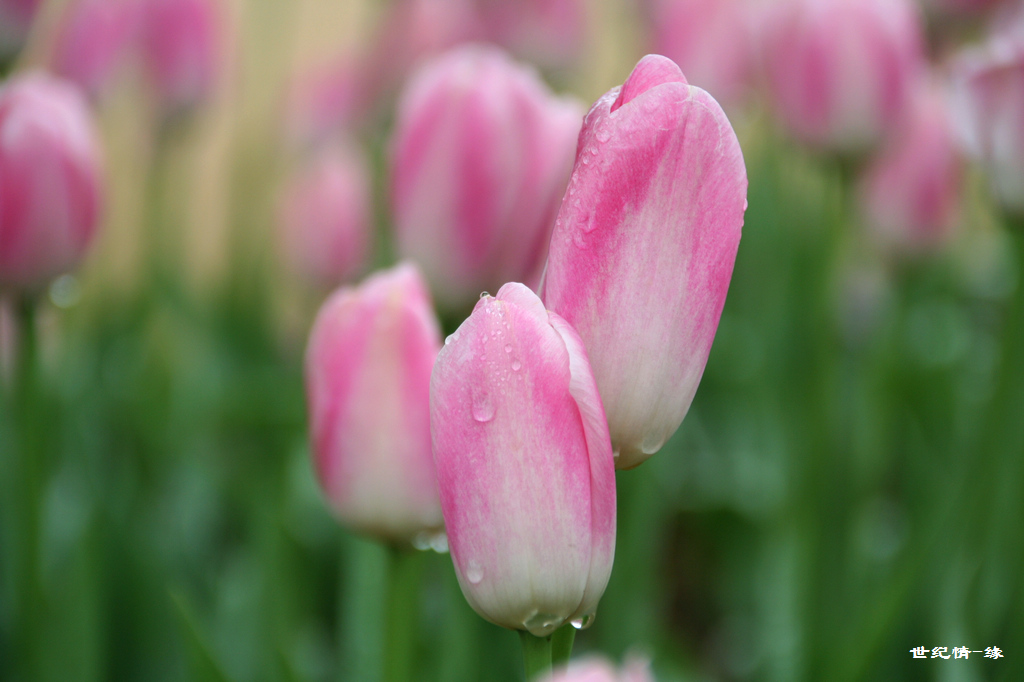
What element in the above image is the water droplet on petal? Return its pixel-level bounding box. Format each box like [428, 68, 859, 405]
[479, 291, 490, 299]
[522, 611, 562, 637]
[412, 530, 449, 554]
[570, 613, 594, 630]
[472, 393, 495, 423]
[466, 560, 484, 584]
[641, 432, 665, 455]
[504, 344, 512, 353]
[596, 127, 611, 143]
[511, 359, 521, 371]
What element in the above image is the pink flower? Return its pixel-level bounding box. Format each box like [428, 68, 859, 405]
[951, 36, 1024, 214]
[0, 0, 41, 56]
[859, 79, 962, 252]
[477, 0, 587, 70]
[140, 0, 220, 112]
[541, 656, 655, 682]
[283, 57, 368, 149]
[390, 44, 582, 310]
[51, 0, 142, 99]
[761, 0, 926, 151]
[305, 264, 443, 542]
[278, 144, 371, 288]
[645, 0, 754, 107]
[0, 73, 103, 292]
[431, 283, 615, 636]
[541, 55, 747, 469]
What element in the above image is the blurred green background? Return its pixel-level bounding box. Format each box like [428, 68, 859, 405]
[2, 1, 1023, 681]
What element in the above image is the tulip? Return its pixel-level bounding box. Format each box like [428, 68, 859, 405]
[0, 0, 41, 57]
[859, 80, 962, 252]
[541, 656, 655, 682]
[950, 37, 1024, 215]
[477, 0, 587, 70]
[431, 283, 615, 636]
[540, 54, 747, 470]
[140, 0, 220, 112]
[51, 0, 141, 99]
[644, 0, 754, 107]
[278, 144, 371, 288]
[390, 44, 583, 310]
[0, 73, 103, 293]
[284, 58, 367, 149]
[305, 263, 443, 542]
[760, 0, 926, 151]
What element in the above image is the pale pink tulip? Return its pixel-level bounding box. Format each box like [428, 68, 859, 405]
[140, 0, 220, 112]
[431, 283, 615, 636]
[390, 45, 582, 310]
[859, 80, 962, 251]
[51, 0, 141, 99]
[540, 54, 747, 470]
[951, 36, 1024, 214]
[278, 145, 371, 288]
[542, 656, 655, 682]
[645, 0, 754, 107]
[761, 0, 926, 151]
[305, 264, 443, 542]
[477, 0, 587, 70]
[284, 58, 367, 149]
[0, 73, 103, 292]
[0, 0, 40, 56]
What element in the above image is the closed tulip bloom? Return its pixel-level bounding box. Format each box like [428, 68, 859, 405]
[431, 283, 615, 636]
[761, 0, 925, 151]
[140, 0, 220, 112]
[390, 45, 583, 310]
[645, 0, 754, 107]
[52, 0, 141, 99]
[951, 37, 1024, 215]
[0, 73, 103, 292]
[859, 80, 962, 252]
[305, 264, 443, 542]
[279, 145, 371, 288]
[541, 55, 747, 469]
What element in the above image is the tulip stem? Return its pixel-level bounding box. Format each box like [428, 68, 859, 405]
[519, 630, 553, 680]
[551, 624, 575, 666]
[382, 546, 424, 682]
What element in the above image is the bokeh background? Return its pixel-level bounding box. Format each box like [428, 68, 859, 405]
[2, 0, 1023, 680]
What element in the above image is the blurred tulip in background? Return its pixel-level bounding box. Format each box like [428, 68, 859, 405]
[761, 0, 926, 151]
[541, 55, 747, 469]
[0, 72, 103, 292]
[305, 263, 443, 542]
[390, 44, 581, 310]
[477, 0, 587, 71]
[859, 79, 963, 252]
[51, 0, 141, 100]
[542, 656, 655, 682]
[0, 0, 39, 58]
[951, 34, 1024, 215]
[140, 0, 221, 113]
[431, 283, 615, 636]
[278, 144, 371, 289]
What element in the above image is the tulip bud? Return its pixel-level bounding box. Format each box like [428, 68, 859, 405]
[761, 0, 926, 151]
[540, 55, 747, 469]
[644, 0, 754, 107]
[858, 80, 962, 252]
[951, 37, 1024, 215]
[0, 0, 41, 57]
[278, 144, 371, 288]
[431, 283, 615, 636]
[390, 44, 582, 310]
[305, 263, 443, 543]
[140, 0, 220, 112]
[51, 0, 141, 99]
[0, 73, 103, 293]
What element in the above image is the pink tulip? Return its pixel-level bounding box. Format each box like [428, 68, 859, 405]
[0, 0, 41, 56]
[278, 144, 371, 288]
[540, 55, 746, 470]
[284, 58, 368, 149]
[51, 0, 141, 99]
[645, 0, 754, 107]
[477, 0, 587, 70]
[305, 264, 443, 542]
[390, 44, 582, 310]
[0, 73, 103, 292]
[859, 79, 962, 252]
[542, 656, 655, 682]
[431, 283, 615, 636]
[761, 0, 926, 151]
[140, 0, 220, 112]
[951, 36, 1024, 214]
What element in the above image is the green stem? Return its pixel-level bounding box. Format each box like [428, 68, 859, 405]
[550, 625, 575, 667]
[382, 546, 424, 682]
[518, 630, 553, 681]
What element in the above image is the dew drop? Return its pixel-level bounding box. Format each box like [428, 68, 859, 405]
[479, 291, 490, 299]
[640, 432, 665, 455]
[412, 530, 449, 554]
[596, 127, 611, 143]
[581, 155, 590, 165]
[472, 393, 495, 423]
[570, 613, 594, 630]
[504, 344, 512, 353]
[522, 611, 561, 637]
[511, 359, 521, 371]
[588, 146, 598, 156]
[466, 560, 484, 584]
